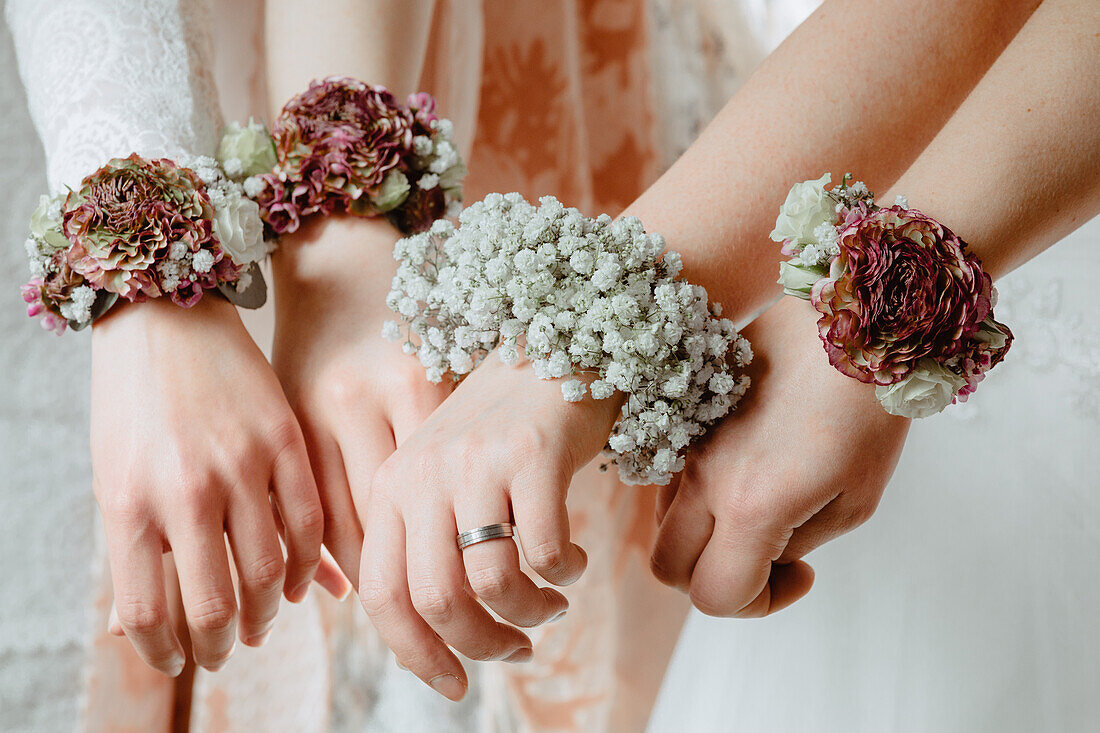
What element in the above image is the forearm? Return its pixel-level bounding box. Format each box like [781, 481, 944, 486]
[264, 0, 436, 117]
[883, 0, 1100, 279]
[623, 0, 1039, 321]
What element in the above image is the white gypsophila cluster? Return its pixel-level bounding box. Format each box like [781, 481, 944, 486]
[25, 193, 67, 274]
[412, 117, 467, 217]
[24, 193, 101, 328]
[383, 193, 752, 485]
[58, 285, 96, 323]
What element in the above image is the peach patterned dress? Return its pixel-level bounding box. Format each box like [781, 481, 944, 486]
[15, 1, 777, 731]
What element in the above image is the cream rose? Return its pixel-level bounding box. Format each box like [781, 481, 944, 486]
[216, 119, 277, 181]
[874, 358, 967, 419]
[212, 193, 266, 265]
[770, 173, 835, 246]
[777, 260, 824, 298]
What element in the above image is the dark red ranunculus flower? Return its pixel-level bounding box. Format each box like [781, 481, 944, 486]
[810, 205, 992, 385]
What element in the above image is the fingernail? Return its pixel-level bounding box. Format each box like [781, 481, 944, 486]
[243, 626, 274, 648]
[395, 658, 408, 671]
[167, 656, 186, 677]
[548, 609, 567, 624]
[428, 673, 466, 701]
[503, 647, 533, 663]
[337, 584, 353, 602]
[107, 606, 122, 635]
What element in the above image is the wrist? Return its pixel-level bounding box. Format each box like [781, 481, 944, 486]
[92, 294, 244, 353]
[271, 214, 401, 293]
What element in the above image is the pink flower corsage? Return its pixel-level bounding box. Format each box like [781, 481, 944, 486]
[252, 77, 466, 236]
[771, 173, 1012, 418]
[22, 153, 269, 334]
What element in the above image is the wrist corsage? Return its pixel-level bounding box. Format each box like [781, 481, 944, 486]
[22, 151, 269, 334]
[383, 193, 753, 486]
[249, 77, 465, 237]
[772, 173, 1012, 418]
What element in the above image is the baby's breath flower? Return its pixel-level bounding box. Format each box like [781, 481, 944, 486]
[386, 194, 752, 485]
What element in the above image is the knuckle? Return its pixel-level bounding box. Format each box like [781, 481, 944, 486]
[358, 578, 401, 617]
[243, 554, 285, 591]
[467, 564, 511, 600]
[649, 552, 686, 589]
[410, 581, 459, 622]
[720, 487, 774, 532]
[101, 488, 148, 525]
[188, 597, 236, 632]
[319, 368, 370, 415]
[845, 495, 880, 528]
[176, 477, 221, 518]
[264, 415, 306, 461]
[116, 597, 168, 633]
[689, 585, 736, 618]
[526, 540, 566, 575]
[292, 501, 326, 544]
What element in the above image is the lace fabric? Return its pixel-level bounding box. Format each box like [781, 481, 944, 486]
[5, 0, 223, 193]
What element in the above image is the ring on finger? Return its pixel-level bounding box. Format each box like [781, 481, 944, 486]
[457, 523, 515, 550]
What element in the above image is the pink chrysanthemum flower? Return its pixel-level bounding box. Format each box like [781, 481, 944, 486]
[255, 77, 456, 235]
[62, 154, 238, 306]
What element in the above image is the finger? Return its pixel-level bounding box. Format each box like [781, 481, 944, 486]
[226, 493, 286, 647]
[103, 518, 186, 675]
[455, 490, 568, 628]
[300, 425, 363, 584]
[270, 501, 352, 600]
[649, 481, 714, 591]
[778, 492, 879, 563]
[655, 472, 682, 525]
[509, 470, 587, 587]
[689, 517, 812, 618]
[358, 497, 468, 701]
[333, 417, 397, 581]
[170, 519, 239, 671]
[269, 436, 324, 603]
[314, 545, 354, 600]
[406, 504, 532, 662]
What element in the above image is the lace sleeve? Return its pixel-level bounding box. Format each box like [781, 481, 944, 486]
[4, 0, 224, 194]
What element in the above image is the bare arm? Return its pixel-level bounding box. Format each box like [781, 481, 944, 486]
[264, 0, 436, 113]
[625, 0, 1041, 319]
[657, 0, 1100, 618]
[884, 0, 1100, 277]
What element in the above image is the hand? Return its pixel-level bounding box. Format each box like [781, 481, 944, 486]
[358, 355, 621, 701]
[91, 296, 323, 675]
[649, 295, 910, 617]
[271, 214, 453, 583]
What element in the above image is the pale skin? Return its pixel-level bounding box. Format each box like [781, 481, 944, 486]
[96, 0, 1096, 698]
[91, 296, 327, 675]
[646, 0, 1100, 617]
[90, 0, 439, 672]
[348, 0, 1099, 700]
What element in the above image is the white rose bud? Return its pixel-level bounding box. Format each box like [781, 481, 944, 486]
[769, 173, 835, 246]
[216, 119, 276, 181]
[875, 358, 967, 419]
[777, 261, 824, 299]
[212, 194, 266, 265]
[372, 170, 411, 212]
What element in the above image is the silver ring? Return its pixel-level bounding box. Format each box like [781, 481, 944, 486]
[457, 523, 515, 550]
